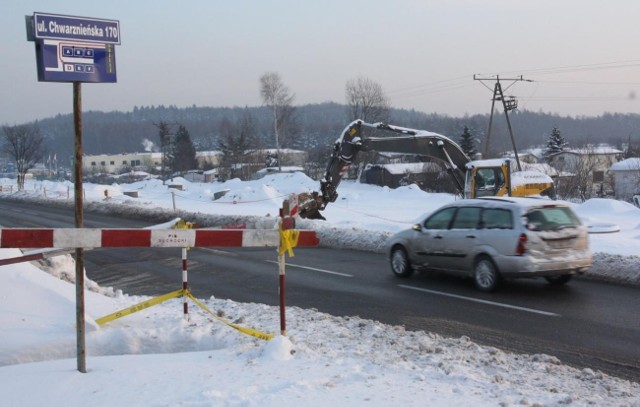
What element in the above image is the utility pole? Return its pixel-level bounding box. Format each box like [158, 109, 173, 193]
[473, 75, 532, 171]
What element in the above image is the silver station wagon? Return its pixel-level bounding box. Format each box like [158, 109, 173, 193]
[387, 197, 592, 291]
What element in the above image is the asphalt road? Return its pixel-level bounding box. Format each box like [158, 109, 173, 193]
[1, 199, 639, 381]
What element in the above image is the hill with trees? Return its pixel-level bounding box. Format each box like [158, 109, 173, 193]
[26, 103, 640, 168]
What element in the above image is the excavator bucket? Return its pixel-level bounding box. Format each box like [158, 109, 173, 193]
[297, 192, 326, 220]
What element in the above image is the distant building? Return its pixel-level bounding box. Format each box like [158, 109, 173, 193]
[361, 162, 447, 191]
[252, 166, 304, 180]
[195, 151, 223, 168]
[547, 146, 623, 178]
[82, 149, 307, 181]
[83, 151, 223, 175]
[547, 145, 623, 195]
[83, 152, 159, 174]
[247, 148, 308, 167]
[610, 157, 640, 201]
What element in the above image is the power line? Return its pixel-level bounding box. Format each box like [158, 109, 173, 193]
[534, 79, 640, 86]
[496, 59, 640, 77]
[386, 59, 640, 103]
[389, 82, 475, 100]
[382, 58, 639, 117]
[524, 96, 634, 102]
[387, 75, 469, 95]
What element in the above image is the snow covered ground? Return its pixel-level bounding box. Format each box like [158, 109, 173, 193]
[1, 173, 639, 406]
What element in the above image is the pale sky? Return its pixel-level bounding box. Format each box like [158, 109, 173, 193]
[3, 0, 640, 124]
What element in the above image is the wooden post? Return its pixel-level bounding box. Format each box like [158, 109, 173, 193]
[278, 199, 292, 336]
[73, 81, 86, 373]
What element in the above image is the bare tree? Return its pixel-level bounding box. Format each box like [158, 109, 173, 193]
[2, 124, 44, 190]
[344, 76, 391, 179]
[259, 72, 295, 172]
[345, 76, 391, 123]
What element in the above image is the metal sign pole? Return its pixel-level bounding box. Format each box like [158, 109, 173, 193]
[73, 81, 86, 373]
[25, 12, 121, 373]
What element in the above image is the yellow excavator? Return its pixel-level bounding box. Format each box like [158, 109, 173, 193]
[298, 120, 555, 220]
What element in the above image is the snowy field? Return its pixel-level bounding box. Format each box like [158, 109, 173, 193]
[1, 173, 639, 406]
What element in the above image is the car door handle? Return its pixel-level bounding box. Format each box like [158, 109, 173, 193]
[434, 235, 443, 239]
[466, 235, 476, 239]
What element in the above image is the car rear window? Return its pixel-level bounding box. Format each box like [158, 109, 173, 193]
[526, 206, 581, 231]
[482, 208, 513, 229]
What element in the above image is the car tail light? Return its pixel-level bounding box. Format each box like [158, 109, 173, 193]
[516, 233, 527, 255]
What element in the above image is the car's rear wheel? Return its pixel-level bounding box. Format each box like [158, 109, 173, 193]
[473, 256, 500, 292]
[545, 274, 572, 285]
[390, 246, 413, 278]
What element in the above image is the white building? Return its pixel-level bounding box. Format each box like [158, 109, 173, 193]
[610, 157, 640, 201]
[83, 151, 224, 175]
[83, 152, 161, 174]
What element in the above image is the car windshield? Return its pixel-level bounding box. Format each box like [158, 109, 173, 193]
[525, 206, 581, 231]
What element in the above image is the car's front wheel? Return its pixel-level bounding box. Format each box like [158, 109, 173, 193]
[390, 246, 413, 278]
[473, 256, 500, 292]
[545, 274, 572, 285]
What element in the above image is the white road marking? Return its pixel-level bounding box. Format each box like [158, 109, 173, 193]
[265, 260, 353, 277]
[196, 248, 238, 256]
[398, 284, 561, 317]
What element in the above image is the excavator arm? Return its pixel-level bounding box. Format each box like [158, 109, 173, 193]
[298, 120, 471, 220]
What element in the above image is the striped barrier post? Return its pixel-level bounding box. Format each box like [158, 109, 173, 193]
[182, 247, 188, 320]
[278, 194, 299, 337]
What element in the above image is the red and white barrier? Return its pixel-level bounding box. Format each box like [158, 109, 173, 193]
[0, 228, 319, 249]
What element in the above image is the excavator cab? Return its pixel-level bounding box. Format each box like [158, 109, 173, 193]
[465, 162, 510, 199]
[465, 159, 556, 200]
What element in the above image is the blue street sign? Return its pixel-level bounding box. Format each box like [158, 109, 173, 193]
[33, 12, 120, 45]
[27, 13, 120, 83]
[35, 40, 117, 83]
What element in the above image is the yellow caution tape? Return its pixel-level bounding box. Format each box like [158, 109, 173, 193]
[96, 288, 274, 341]
[95, 288, 184, 326]
[278, 224, 300, 257]
[186, 292, 274, 341]
[172, 219, 195, 229]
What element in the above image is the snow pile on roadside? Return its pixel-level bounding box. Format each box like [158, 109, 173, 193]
[0, 252, 638, 406]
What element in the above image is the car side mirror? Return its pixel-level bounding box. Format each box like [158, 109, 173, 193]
[412, 223, 423, 232]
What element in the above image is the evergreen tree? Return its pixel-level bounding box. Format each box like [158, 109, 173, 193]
[153, 121, 173, 183]
[543, 127, 568, 160]
[170, 125, 198, 176]
[458, 126, 477, 158]
[624, 134, 639, 158]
